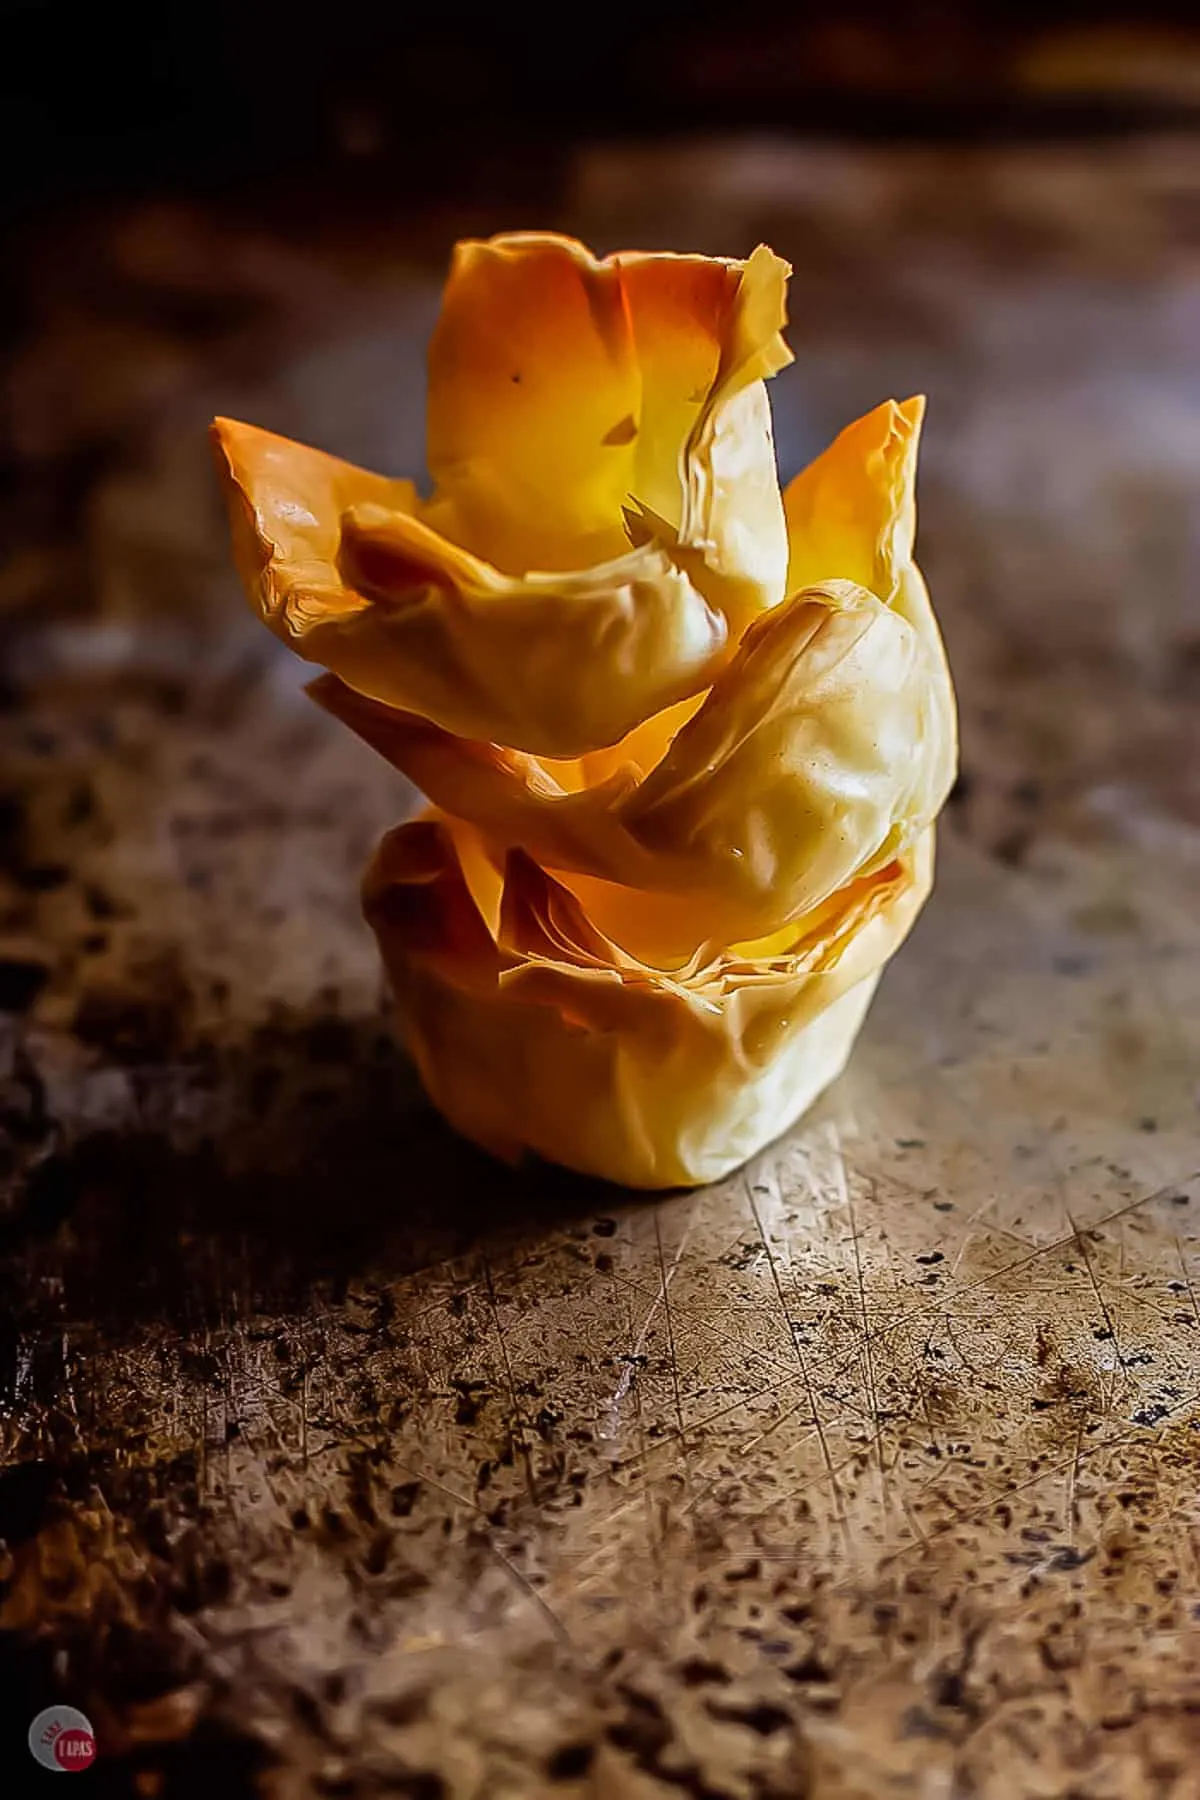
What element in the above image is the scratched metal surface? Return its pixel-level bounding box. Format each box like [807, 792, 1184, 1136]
[1, 141, 1199, 1798]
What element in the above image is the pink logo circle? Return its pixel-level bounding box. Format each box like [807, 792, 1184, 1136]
[54, 1727, 97, 1771]
[27, 1705, 98, 1773]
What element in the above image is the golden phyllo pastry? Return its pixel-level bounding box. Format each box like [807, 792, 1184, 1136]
[213, 232, 956, 1188]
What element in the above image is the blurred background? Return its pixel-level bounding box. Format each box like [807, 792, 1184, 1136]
[4, 0, 1199, 881]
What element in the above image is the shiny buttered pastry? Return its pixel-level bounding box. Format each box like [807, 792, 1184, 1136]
[213, 233, 957, 1188]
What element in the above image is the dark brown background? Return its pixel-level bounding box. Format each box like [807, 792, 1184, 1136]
[6, 2, 1200, 224]
[2, 6, 1200, 1798]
